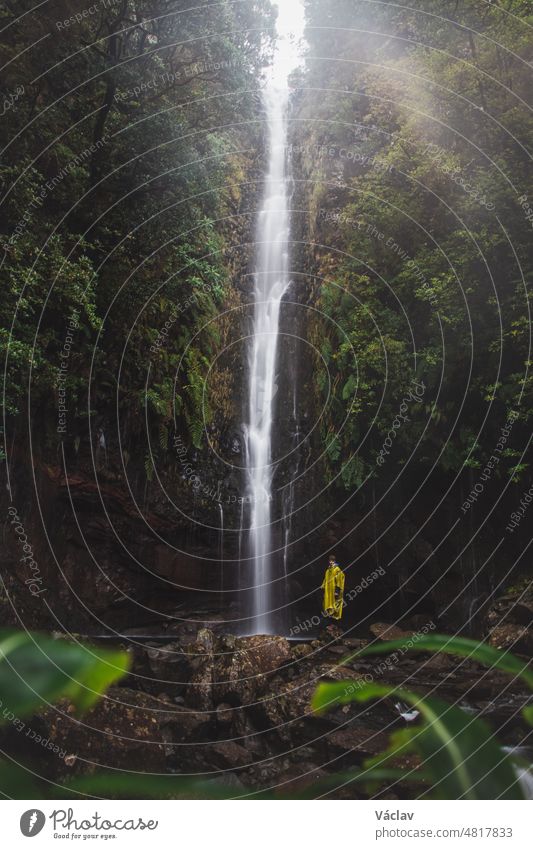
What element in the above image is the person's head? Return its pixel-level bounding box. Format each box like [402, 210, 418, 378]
[329, 554, 336, 565]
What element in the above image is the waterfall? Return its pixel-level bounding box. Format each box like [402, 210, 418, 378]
[245, 84, 290, 635]
[218, 502, 224, 605]
[244, 2, 304, 635]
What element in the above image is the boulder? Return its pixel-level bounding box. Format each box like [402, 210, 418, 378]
[22, 688, 172, 779]
[182, 632, 293, 710]
[327, 725, 389, 757]
[487, 599, 533, 629]
[212, 635, 292, 707]
[215, 702, 235, 726]
[232, 635, 292, 675]
[343, 637, 369, 650]
[210, 741, 253, 770]
[292, 642, 314, 659]
[145, 642, 190, 682]
[488, 624, 533, 656]
[182, 627, 225, 710]
[161, 705, 213, 743]
[369, 623, 411, 641]
[325, 644, 351, 657]
[506, 601, 533, 626]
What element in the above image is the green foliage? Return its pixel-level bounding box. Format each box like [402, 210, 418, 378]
[0, 762, 249, 801]
[353, 632, 533, 690]
[0, 630, 232, 800]
[313, 680, 522, 799]
[312, 633, 533, 799]
[0, 0, 275, 445]
[184, 348, 211, 449]
[300, 0, 533, 488]
[0, 630, 129, 719]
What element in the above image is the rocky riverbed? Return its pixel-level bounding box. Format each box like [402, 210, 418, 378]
[2, 608, 532, 799]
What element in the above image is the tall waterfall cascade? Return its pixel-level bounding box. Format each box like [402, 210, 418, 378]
[244, 1, 305, 635]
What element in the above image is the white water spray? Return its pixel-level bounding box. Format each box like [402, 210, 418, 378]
[245, 1, 304, 635]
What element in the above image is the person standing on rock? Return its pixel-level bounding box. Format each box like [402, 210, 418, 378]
[321, 554, 345, 620]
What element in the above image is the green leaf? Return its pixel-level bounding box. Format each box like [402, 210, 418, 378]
[294, 767, 428, 799]
[66, 768, 427, 800]
[0, 761, 46, 800]
[0, 630, 130, 719]
[312, 681, 523, 800]
[61, 773, 241, 800]
[523, 706, 533, 726]
[0, 762, 246, 800]
[351, 634, 533, 690]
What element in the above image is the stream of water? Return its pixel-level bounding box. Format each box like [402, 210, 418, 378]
[244, 1, 304, 635]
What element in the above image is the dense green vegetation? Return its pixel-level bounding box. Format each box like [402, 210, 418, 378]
[298, 0, 532, 493]
[0, 0, 274, 453]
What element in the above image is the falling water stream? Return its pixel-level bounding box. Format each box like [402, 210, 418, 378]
[244, 2, 304, 635]
[218, 502, 224, 602]
[246, 85, 290, 634]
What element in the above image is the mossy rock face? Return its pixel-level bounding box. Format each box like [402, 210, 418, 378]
[184, 632, 293, 710]
[327, 726, 390, 757]
[231, 636, 293, 677]
[488, 624, 533, 657]
[369, 622, 414, 641]
[0, 689, 170, 781]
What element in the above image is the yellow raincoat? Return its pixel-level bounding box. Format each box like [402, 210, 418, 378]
[321, 563, 345, 620]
